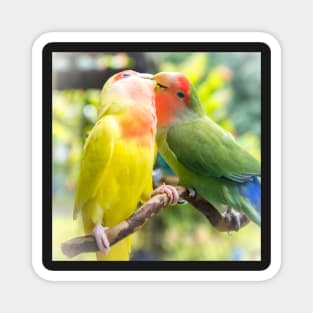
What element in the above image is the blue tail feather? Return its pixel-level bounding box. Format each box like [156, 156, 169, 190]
[239, 176, 261, 212]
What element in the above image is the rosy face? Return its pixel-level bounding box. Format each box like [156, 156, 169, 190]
[152, 72, 190, 127]
[109, 70, 157, 146]
[106, 70, 155, 106]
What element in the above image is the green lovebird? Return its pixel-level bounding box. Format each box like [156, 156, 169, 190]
[151, 72, 261, 226]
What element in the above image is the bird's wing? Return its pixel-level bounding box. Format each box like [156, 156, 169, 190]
[167, 117, 260, 183]
[73, 116, 120, 219]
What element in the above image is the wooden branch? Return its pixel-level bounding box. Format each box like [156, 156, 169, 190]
[62, 186, 186, 258]
[61, 184, 249, 258]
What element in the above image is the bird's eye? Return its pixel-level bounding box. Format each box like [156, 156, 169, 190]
[122, 73, 131, 78]
[177, 91, 185, 99]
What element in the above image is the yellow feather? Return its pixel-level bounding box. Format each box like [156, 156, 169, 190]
[73, 116, 120, 220]
[73, 73, 156, 260]
[77, 135, 154, 260]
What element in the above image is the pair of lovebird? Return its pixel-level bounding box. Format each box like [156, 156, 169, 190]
[73, 70, 261, 260]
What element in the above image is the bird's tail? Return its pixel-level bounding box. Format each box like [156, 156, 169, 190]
[96, 237, 132, 261]
[239, 176, 261, 212]
[239, 176, 261, 225]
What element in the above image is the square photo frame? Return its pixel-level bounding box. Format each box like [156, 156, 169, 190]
[32, 32, 281, 281]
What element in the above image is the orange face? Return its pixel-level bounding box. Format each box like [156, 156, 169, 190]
[152, 72, 190, 127]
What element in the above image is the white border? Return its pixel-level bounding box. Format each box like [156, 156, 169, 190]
[32, 32, 281, 281]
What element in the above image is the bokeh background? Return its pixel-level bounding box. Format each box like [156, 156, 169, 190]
[52, 52, 261, 261]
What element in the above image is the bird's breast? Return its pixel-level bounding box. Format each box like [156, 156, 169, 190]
[119, 105, 156, 147]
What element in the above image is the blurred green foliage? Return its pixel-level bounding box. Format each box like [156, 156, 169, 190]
[52, 52, 261, 261]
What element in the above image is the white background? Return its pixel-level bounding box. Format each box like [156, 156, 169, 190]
[32, 32, 281, 282]
[1, 0, 311, 312]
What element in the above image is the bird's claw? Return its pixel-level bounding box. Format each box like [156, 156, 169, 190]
[222, 207, 248, 232]
[187, 187, 196, 198]
[91, 223, 110, 255]
[151, 184, 180, 206]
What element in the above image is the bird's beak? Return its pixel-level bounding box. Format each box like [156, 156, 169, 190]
[138, 73, 154, 79]
[149, 73, 169, 90]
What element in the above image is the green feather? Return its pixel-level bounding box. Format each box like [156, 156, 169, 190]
[167, 117, 260, 182]
[157, 85, 261, 225]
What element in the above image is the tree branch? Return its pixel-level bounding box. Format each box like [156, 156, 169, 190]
[61, 184, 249, 258]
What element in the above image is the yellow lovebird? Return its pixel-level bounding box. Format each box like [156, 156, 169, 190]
[73, 70, 157, 260]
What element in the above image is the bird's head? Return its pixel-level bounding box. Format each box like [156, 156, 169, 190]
[105, 70, 154, 86]
[150, 72, 196, 127]
[109, 69, 139, 83]
[98, 70, 155, 118]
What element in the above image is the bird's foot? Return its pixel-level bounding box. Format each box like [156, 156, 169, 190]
[177, 187, 196, 204]
[222, 207, 250, 232]
[151, 184, 180, 206]
[91, 223, 110, 255]
[186, 187, 196, 198]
